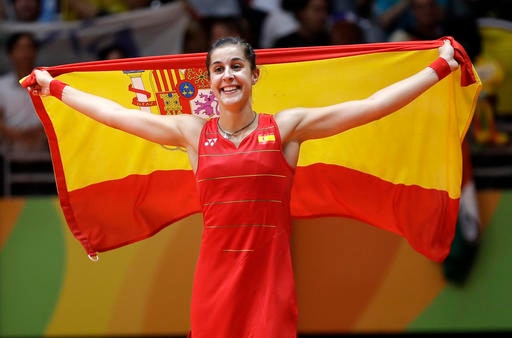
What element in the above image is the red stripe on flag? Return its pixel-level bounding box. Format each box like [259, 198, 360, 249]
[46, 38, 477, 86]
[151, 70, 162, 93]
[291, 164, 459, 262]
[160, 69, 171, 92]
[65, 170, 201, 255]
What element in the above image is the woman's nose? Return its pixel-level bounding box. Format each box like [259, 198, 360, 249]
[223, 67, 234, 79]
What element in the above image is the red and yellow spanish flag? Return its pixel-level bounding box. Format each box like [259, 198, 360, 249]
[24, 37, 481, 262]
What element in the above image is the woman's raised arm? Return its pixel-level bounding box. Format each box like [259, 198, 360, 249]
[27, 69, 205, 148]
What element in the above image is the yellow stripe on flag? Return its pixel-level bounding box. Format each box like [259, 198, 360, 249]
[43, 71, 191, 191]
[254, 51, 479, 198]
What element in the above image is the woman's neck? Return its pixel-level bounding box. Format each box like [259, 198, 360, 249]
[217, 105, 255, 130]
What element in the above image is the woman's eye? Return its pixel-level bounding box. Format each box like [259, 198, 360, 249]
[233, 64, 242, 70]
[214, 67, 223, 73]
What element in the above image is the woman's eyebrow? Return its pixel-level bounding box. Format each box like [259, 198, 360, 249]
[211, 57, 245, 65]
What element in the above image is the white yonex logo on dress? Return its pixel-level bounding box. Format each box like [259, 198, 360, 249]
[205, 138, 218, 146]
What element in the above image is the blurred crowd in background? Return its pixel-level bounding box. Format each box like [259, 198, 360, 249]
[1, 0, 511, 197]
[3, 0, 511, 55]
[2, 0, 511, 53]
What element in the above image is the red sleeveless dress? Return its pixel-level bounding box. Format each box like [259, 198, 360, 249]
[191, 113, 297, 337]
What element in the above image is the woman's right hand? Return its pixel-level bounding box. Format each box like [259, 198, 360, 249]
[438, 39, 459, 72]
[26, 69, 54, 97]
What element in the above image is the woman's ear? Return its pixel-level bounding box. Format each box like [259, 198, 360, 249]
[252, 68, 260, 84]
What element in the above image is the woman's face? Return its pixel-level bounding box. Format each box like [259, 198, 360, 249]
[10, 35, 37, 74]
[208, 44, 259, 109]
[298, 0, 329, 34]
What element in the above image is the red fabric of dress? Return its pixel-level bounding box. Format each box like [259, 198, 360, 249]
[191, 114, 297, 337]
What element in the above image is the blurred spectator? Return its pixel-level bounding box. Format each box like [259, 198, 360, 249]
[203, 16, 251, 46]
[329, 0, 386, 44]
[387, 0, 482, 62]
[182, 18, 210, 53]
[181, 0, 246, 52]
[330, 16, 366, 44]
[1, 0, 58, 22]
[443, 0, 482, 62]
[235, 0, 267, 49]
[372, 0, 450, 40]
[250, 0, 281, 12]
[0, 32, 55, 196]
[258, 1, 299, 48]
[387, 0, 445, 41]
[8, 0, 42, 21]
[272, 0, 332, 48]
[186, 0, 241, 17]
[0, 32, 48, 153]
[349, 0, 387, 42]
[39, 0, 58, 21]
[330, 0, 357, 13]
[466, 0, 512, 21]
[60, 0, 128, 21]
[97, 42, 129, 60]
[1, 0, 8, 19]
[123, 0, 162, 10]
[372, 0, 413, 39]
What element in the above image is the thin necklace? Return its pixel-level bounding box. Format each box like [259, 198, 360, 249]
[217, 113, 257, 139]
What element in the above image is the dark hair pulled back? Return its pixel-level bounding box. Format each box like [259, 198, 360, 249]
[205, 36, 256, 76]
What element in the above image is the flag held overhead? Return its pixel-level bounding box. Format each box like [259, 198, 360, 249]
[22, 37, 481, 262]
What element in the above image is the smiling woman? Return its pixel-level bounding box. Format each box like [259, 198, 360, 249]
[24, 36, 461, 337]
[205, 39, 260, 148]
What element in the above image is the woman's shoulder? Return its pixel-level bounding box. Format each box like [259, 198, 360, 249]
[257, 113, 278, 124]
